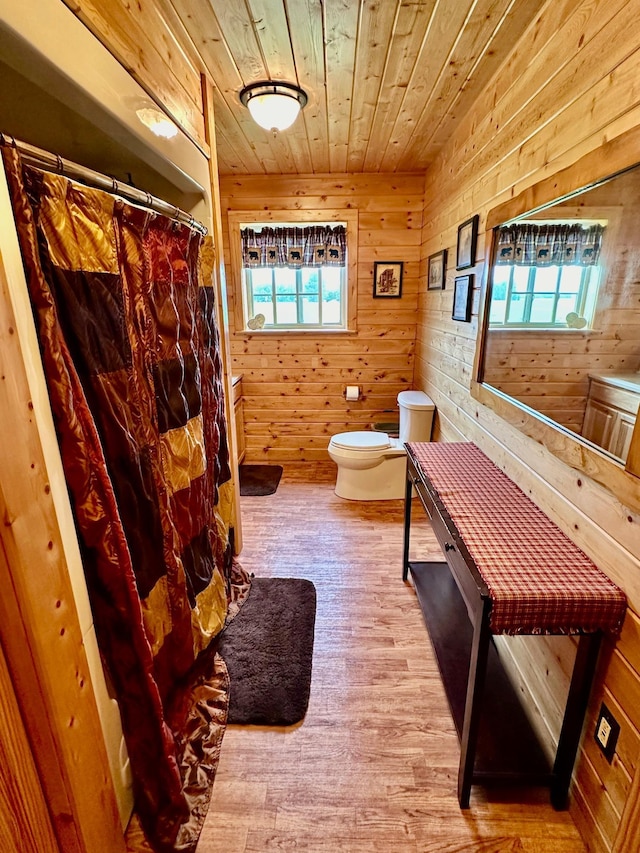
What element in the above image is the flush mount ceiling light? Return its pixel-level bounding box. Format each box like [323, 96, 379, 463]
[239, 81, 307, 132]
[136, 107, 179, 139]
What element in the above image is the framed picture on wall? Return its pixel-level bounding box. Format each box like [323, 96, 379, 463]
[427, 249, 447, 290]
[452, 274, 474, 322]
[373, 261, 403, 298]
[456, 215, 479, 269]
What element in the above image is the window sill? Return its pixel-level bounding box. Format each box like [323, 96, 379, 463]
[237, 328, 357, 337]
[487, 327, 602, 334]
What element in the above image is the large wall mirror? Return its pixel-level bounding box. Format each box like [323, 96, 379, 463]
[472, 128, 640, 510]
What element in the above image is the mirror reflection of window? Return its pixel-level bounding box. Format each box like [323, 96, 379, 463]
[489, 221, 604, 329]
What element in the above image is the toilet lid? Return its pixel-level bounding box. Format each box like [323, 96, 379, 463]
[331, 431, 391, 451]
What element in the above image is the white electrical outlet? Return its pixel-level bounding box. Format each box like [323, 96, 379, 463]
[594, 703, 619, 763]
[596, 716, 612, 749]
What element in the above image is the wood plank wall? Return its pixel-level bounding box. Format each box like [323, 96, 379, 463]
[0, 638, 60, 853]
[417, 1, 640, 850]
[219, 174, 423, 462]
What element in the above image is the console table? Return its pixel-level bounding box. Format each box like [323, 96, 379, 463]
[402, 441, 627, 809]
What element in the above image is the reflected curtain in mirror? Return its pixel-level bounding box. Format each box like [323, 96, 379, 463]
[495, 223, 604, 267]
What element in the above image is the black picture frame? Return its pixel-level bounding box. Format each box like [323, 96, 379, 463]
[456, 214, 479, 269]
[427, 249, 447, 290]
[373, 261, 403, 298]
[452, 274, 474, 322]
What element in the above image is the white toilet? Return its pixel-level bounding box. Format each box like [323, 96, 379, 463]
[328, 390, 435, 500]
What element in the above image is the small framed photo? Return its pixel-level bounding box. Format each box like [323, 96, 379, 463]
[427, 249, 447, 290]
[456, 214, 479, 270]
[452, 275, 474, 322]
[373, 261, 403, 298]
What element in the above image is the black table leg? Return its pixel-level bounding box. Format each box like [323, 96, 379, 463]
[458, 600, 492, 808]
[550, 631, 602, 809]
[402, 463, 413, 581]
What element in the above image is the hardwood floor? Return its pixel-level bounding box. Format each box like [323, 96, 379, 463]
[195, 463, 586, 853]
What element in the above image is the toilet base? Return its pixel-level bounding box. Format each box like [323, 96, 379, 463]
[334, 454, 407, 500]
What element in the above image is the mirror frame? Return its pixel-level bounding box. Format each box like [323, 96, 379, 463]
[471, 124, 640, 511]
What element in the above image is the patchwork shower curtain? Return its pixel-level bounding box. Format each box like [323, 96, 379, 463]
[2, 144, 250, 852]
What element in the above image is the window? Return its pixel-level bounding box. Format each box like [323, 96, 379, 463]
[244, 265, 344, 327]
[490, 221, 604, 329]
[239, 222, 348, 331]
[490, 264, 600, 327]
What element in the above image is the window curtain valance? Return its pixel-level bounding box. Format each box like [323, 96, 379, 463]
[241, 224, 346, 268]
[495, 223, 604, 266]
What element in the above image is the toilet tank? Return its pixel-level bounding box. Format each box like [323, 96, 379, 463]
[398, 390, 435, 443]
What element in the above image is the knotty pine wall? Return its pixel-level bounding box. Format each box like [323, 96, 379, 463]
[417, 1, 640, 851]
[0, 639, 60, 852]
[219, 174, 423, 463]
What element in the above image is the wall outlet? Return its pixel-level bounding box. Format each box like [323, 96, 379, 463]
[594, 703, 620, 763]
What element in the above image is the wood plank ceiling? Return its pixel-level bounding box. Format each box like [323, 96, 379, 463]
[170, 0, 548, 176]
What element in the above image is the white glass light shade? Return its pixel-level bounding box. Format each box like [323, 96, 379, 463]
[247, 93, 301, 131]
[240, 82, 307, 132]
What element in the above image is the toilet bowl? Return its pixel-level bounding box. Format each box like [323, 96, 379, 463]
[328, 390, 435, 500]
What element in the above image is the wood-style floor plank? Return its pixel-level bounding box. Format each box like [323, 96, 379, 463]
[194, 463, 586, 853]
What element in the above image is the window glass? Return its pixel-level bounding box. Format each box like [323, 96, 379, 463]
[491, 264, 599, 328]
[506, 291, 527, 324]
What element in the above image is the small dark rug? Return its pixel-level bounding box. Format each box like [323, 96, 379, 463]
[239, 464, 283, 496]
[218, 577, 316, 725]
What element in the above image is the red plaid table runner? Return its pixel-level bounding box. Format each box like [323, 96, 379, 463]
[408, 442, 626, 636]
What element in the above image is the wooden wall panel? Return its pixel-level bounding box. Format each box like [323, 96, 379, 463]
[220, 174, 423, 462]
[0, 637, 59, 853]
[416, 1, 640, 851]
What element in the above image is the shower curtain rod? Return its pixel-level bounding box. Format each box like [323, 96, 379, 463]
[1, 134, 207, 236]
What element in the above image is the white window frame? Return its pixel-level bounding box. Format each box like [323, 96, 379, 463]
[228, 209, 358, 334]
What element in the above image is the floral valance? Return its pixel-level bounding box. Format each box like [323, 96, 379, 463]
[495, 223, 604, 266]
[241, 224, 346, 268]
